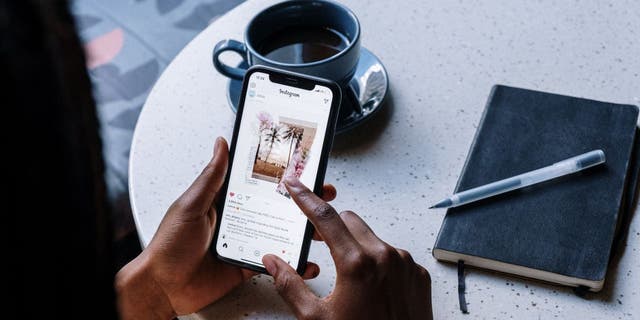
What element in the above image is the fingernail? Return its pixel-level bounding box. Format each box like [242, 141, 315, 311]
[262, 255, 278, 275]
[215, 137, 226, 155]
[284, 176, 301, 188]
[213, 137, 221, 154]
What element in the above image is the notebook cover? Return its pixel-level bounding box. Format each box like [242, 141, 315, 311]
[610, 128, 640, 260]
[433, 85, 639, 283]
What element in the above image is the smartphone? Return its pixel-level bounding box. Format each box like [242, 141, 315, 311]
[213, 66, 341, 274]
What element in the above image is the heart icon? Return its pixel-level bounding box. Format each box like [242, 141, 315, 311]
[229, 192, 235, 197]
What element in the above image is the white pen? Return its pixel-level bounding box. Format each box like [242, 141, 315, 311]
[430, 150, 606, 209]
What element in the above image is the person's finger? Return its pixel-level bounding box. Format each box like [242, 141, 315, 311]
[321, 183, 336, 202]
[175, 137, 229, 214]
[396, 248, 415, 265]
[338, 210, 408, 272]
[338, 210, 382, 246]
[310, 184, 335, 241]
[300, 262, 321, 280]
[239, 268, 259, 281]
[263, 254, 320, 318]
[285, 176, 359, 260]
[312, 230, 324, 241]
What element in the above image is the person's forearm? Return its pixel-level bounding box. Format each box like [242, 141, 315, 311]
[116, 253, 176, 320]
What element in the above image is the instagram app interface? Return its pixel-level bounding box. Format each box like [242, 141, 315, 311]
[217, 72, 333, 268]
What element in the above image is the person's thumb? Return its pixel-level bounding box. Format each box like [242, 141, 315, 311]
[174, 137, 229, 216]
[263, 254, 321, 318]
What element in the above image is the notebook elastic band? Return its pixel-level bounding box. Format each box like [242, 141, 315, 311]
[457, 260, 469, 314]
[573, 285, 589, 298]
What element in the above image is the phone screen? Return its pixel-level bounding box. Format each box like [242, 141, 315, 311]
[216, 71, 334, 269]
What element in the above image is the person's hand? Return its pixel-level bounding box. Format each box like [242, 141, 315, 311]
[116, 137, 337, 319]
[262, 177, 433, 320]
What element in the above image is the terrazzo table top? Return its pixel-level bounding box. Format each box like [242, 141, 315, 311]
[129, 0, 640, 318]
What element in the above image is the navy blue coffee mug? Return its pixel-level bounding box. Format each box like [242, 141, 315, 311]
[212, 0, 360, 86]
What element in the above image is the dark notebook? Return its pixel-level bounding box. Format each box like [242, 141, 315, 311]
[433, 85, 639, 291]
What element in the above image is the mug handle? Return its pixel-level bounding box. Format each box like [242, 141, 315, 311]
[212, 39, 248, 80]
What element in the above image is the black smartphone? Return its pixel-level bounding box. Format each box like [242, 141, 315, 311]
[213, 66, 341, 274]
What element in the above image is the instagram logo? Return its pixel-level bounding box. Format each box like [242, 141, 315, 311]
[279, 89, 300, 98]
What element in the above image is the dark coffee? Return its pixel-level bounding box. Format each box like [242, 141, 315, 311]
[258, 26, 349, 64]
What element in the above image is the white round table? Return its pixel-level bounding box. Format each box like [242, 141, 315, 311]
[130, 0, 640, 318]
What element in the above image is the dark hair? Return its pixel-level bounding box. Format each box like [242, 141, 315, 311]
[2, 0, 116, 318]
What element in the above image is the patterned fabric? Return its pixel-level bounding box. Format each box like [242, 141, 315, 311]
[72, 0, 244, 203]
[71, 0, 244, 265]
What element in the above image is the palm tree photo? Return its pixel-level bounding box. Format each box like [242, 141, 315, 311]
[255, 112, 273, 164]
[251, 113, 317, 186]
[263, 125, 282, 164]
[281, 125, 304, 167]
